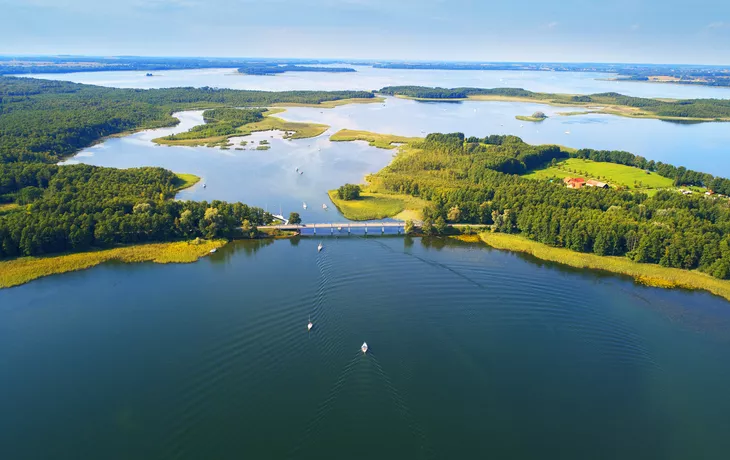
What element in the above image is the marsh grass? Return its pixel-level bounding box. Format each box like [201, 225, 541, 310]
[476, 232, 730, 301]
[0, 239, 226, 289]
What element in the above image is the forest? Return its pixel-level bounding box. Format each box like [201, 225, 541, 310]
[373, 133, 730, 279]
[163, 108, 267, 141]
[379, 86, 730, 120]
[0, 77, 367, 259]
[0, 76, 374, 163]
[0, 163, 269, 258]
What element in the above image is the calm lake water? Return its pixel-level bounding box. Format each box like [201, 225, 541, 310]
[61, 111, 396, 222]
[2, 237, 730, 459]
[5, 69, 730, 459]
[23, 65, 730, 99]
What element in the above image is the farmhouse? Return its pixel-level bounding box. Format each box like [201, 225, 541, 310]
[563, 177, 586, 189]
[586, 179, 609, 188]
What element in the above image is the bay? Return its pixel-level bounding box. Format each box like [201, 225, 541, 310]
[2, 237, 730, 459]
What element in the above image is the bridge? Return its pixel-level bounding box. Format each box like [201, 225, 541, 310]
[258, 222, 407, 236]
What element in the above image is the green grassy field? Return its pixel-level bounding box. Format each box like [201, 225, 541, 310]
[524, 158, 675, 191]
[327, 190, 427, 221]
[0, 203, 20, 216]
[330, 129, 422, 149]
[172, 173, 201, 191]
[0, 239, 226, 289]
[476, 232, 730, 302]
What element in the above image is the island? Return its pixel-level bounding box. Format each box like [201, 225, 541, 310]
[379, 86, 730, 122]
[516, 111, 548, 122]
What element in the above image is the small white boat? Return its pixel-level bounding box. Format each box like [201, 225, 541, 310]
[520, 124, 524, 128]
[317, 242, 323, 252]
[308, 317, 313, 331]
[295, 167, 299, 172]
[565, 131, 571, 135]
[361, 342, 368, 353]
[209, 248, 217, 254]
[203, 183, 207, 188]
[303, 202, 308, 210]
[299, 171, 304, 175]
[322, 203, 328, 210]
[337, 226, 342, 231]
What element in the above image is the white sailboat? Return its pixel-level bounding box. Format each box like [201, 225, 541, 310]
[322, 203, 328, 210]
[361, 342, 368, 353]
[308, 316, 313, 331]
[303, 202, 308, 210]
[317, 242, 323, 252]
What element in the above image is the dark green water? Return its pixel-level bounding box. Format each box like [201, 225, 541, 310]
[2, 237, 730, 459]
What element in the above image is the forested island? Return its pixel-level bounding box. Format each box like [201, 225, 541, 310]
[237, 64, 355, 75]
[155, 107, 329, 146]
[379, 86, 730, 122]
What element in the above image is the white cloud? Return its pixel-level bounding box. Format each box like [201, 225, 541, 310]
[706, 21, 728, 29]
[630, 24, 640, 31]
[543, 21, 558, 30]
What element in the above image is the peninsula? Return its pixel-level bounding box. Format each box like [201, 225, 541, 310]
[379, 86, 730, 122]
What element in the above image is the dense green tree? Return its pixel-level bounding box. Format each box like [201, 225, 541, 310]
[337, 184, 361, 200]
[288, 212, 302, 225]
[364, 131, 730, 279]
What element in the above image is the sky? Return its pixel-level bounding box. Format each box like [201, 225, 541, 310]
[1, 0, 729, 64]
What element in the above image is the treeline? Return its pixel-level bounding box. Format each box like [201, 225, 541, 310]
[0, 163, 269, 258]
[164, 108, 266, 141]
[571, 148, 730, 194]
[427, 133, 566, 175]
[373, 133, 730, 279]
[378, 86, 730, 120]
[379, 86, 533, 99]
[0, 57, 354, 75]
[0, 76, 374, 163]
[238, 65, 355, 75]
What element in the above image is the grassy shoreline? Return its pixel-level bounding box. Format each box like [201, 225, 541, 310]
[475, 232, 730, 301]
[516, 115, 547, 122]
[327, 190, 426, 221]
[393, 94, 730, 122]
[270, 97, 386, 108]
[329, 129, 422, 149]
[153, 108, 329, 147]
[0, 239, 227, 289]
[173, 173, 201, 191]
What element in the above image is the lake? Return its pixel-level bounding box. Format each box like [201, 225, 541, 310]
[22, 65, 730, 99]
[2, 237, 730, 459]
[6, 67, 730, 459]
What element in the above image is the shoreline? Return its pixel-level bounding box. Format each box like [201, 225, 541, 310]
[0, 239, 227, 290]
[392, 94, 730, 123]
[152, 109, 329, 147]
[473, 232, 730, 302]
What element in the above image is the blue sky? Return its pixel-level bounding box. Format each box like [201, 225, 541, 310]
[1, 0, 729, 64]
